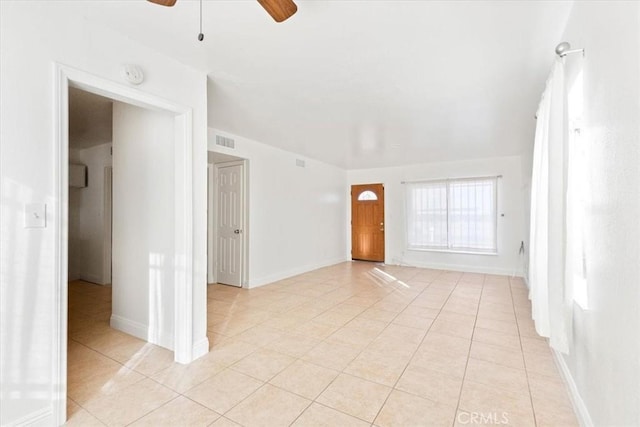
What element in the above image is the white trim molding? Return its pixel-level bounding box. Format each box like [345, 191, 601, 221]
[388, 259, 523, 278]
[4, 406, 52, 427]
[248, 257, 349, 288]
[551, 348, 594, 427]
[110, 315, 174, 350]
[207, 163, 215, 283]
[172, 110, 194, 364]
[52, 63, 198, 424]
[52, 62, 70, 427]
[192, 337, 210, 360]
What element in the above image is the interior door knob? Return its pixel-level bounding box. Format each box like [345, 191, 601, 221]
[234, 229, 242, 234]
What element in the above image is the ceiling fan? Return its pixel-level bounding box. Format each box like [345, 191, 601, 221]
[147, 0, 298, 23]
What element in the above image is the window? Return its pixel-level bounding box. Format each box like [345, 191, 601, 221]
[406, 177, 497, 253]
[357, 190, 378, 201]
[567, 69, 589, 310]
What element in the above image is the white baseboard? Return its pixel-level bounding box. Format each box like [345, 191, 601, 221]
[389, 259, 523, 277]
[110, 314, 147, 341]
[247, 256, 349, 288]
[79, 272, 104, 285]
[247, 257, 521, 287]
[110, 314, 173, 350]
[192, 337, 210, 361]
[551, 348, 593, 427]
[5, 406, 52, 427]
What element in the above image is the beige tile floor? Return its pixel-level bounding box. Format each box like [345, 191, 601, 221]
[66, 262, 578, 426]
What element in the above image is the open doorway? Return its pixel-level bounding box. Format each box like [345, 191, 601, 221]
[67, 88, 117, 410]
[66, 87, 181, 420]
[54, 64, 199, 424]
[68, 87, 113, 287]
[207, 151, 248, 287]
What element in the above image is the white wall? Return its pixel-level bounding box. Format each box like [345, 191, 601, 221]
[347, 156, 526, 276]
[520, 140, 534, 281]
[68, 143, 112, 284]
[0, 2, 208, 425]
[554, 2, 640, 425]
[68, 150, 83, 282]
[111, 102, 175, 349]
[208, 129, 348, 287]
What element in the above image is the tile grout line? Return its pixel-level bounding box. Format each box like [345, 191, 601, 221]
[69, 266, 573, 427]
[288, 269, 424, 426]
[71, 268, 425, 425]
[66, 395, 108, 427]
[272, 268, 425, 425]
[69, 268, 365, 425]
[451, 274, 487, 426]
[214, 269, 396, 426]
[122, 394, 183, 426]
[509, 276, 539, 427]
[197, 272, 389, 427]
[368, 271, 463, 426]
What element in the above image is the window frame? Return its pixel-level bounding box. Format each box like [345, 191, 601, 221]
[405, 176, 498, 255]
[357, 190, 379, 201]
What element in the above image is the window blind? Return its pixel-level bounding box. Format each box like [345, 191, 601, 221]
[406, 177, 497, 253]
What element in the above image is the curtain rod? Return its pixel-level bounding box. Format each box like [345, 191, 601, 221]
[555, 42, 585, 58]
[401, 175, 502, 185]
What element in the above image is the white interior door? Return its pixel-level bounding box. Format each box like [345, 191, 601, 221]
[217, 163, 243, 286]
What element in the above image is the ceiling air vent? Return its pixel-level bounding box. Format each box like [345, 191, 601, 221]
[215, 135, 235, 149]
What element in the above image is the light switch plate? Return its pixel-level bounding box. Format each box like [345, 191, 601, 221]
[24, 203, 46, 228]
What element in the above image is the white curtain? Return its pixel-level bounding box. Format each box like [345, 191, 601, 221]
[407, 181, 448, 249]
[565, 70, 588, 311]
[529, 58, 570, 354]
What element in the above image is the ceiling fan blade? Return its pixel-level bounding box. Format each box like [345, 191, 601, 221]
[147, 0, 177, 7]
[257, 0, 297, 22]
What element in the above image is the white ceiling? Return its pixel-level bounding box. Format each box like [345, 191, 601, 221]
[78, 0, 572, 169]
[69, 87, 113, 150]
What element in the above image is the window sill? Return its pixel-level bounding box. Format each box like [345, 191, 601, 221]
[407, 247, 498, 256]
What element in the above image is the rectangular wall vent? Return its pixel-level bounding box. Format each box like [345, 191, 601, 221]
[296, 159, 306, 168]
[215, 135, 235, 149]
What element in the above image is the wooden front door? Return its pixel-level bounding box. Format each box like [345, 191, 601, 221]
[351, 183, 385, 262]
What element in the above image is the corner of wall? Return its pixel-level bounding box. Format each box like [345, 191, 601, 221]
[110, 314, 173, 351]
[248, 256, 349, 289]
[191, 337, 210, 362]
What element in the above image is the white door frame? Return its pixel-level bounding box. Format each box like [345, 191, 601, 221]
[103, 166, 113, 285]
[213, 160, 248, 286]
[207, 163, 215, 283]
[52, 64, 195, 425]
